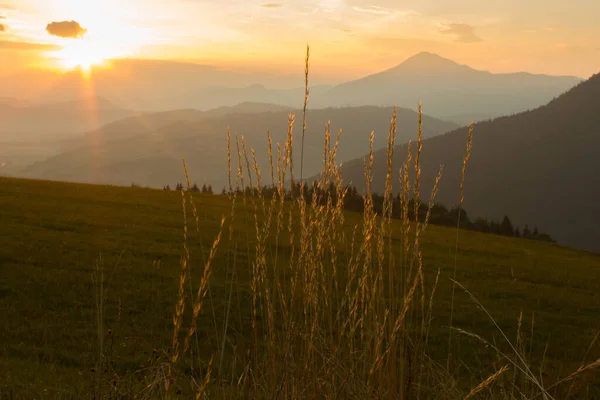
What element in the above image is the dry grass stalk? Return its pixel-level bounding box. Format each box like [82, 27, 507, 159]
[451, 280, 551, 398]
[423, 165, 444, 230]
[171, 187, 190, 366]
[267, 130, 275, 188]
[286, 113, 296, 195]
[196, 356, 214, 400]
[300, 44, 310, 182]
[241, 136, 254, 190]
[448, 122, 475, 370]
[235, 136, 244, 192]
[185, 217, 225, 352]
[413, 102, 423, 236]
[400, 141, 412, 296]
[226, 127, 232, 194]
[464, 365, 509, 399]
[251, 148, 262, 197]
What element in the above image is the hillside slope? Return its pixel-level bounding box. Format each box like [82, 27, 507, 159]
[63, 102, 293, 146]
[1, 177, 599, 397]
[338, 73, 600, 252]
[20, 107, 457, 189]
[0, 102, 293, 175]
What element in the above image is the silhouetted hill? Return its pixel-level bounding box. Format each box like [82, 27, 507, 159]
[179, 85, 332, 111]
[61, 102, 292, 147]
[336, 73, 600, 252]
[20, 106, 457, 190]
[206, 101, 292, 115]
[317, 52, 582, 124]
[0, 102, 291, 176]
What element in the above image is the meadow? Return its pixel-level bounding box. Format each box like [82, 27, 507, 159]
[1, 159, 599, 398]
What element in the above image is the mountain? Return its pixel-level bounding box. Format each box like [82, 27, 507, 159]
[0, 96, 136, 175]
[168, 84, 331, 112]
[0, 69, 61, 100]
[0, 102, 291, 176]
[19, 107, 458, 190]
[0, 97, 32, 107]
[203, 101, 292, 116]
[316, 52, 582, 124]
[0, 96, 137, 139]
[62, 102, 292, 147]
[1, 55, 579, 122]
[336, 73, 600, 252]
[1, 59, 332, 112]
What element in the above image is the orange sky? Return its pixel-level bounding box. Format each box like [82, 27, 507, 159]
[1, 0, 599, 79]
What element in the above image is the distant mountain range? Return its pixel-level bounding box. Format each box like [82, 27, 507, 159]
[64, 101, 293, 147]
[336, 72, 600, 252]
[19, 106, 458, 190]
[0, 97, 32, 108]
[315, 52, 582, 124]
[0, 59, 333, 111]
[0, 101, 292, 173]
[0, 54, 582, 123]
[0, 96, 137, 139]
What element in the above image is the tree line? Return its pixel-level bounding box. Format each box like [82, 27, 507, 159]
[163, 183, 214, 194]
[158, 181, 554, 243]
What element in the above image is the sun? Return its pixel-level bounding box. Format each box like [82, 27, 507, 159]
[51, 39, 114, 74]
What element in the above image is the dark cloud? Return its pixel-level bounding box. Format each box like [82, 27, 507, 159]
[46, 20, 87, 39]
[0, 24, 5, 32]
[439, 23, 481, 43]
[262, 3, 282, 8]
[0, 40, 61, 51]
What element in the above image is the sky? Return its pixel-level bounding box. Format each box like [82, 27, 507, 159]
[1, 0, 599, 80]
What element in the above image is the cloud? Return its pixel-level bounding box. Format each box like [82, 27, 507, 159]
[0, 24, 5, 32]
[352, 6, 390, 15]
[46, 20, 87, 39]
[439, 23, 481, 43]
[262, 3, 282, 8]
[0, 40, 61, 51]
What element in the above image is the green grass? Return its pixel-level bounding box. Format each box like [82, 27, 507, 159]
[1, 176, 599, 398]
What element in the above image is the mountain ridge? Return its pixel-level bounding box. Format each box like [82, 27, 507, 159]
[335, 72, 600, 252]
[316, 52, 582, 123]
[19, 106, 458, 190]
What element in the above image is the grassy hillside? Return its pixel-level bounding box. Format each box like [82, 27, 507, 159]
[1, 176, 599, 398]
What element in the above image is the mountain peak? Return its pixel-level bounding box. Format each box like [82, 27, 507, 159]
[397, 52, 466, 71]
[406, 51, 450, 62]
